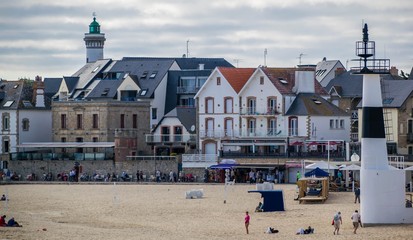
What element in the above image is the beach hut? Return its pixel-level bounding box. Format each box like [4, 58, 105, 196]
[296, 177, 329, 204]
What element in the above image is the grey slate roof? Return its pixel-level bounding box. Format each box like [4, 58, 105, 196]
[285, 93, 348, 116]
[71, 59, 112, 89]
[325, 70, 398, 98]
[104, 57, 175, 99]
[85, 80, 123, 100]
[44, 78, 62, 96]
[175, 58, 233, 70]
[355, 80, 413, 108]
[63, 77, 79, 94]
[0, 80, 50, 110]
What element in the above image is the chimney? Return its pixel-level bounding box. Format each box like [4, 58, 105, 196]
[293, 70, 315, 93]
[33, 75, 45, 107]
[198, 63, 205, 70]
[389, 66, 398, 76]
[335, 67, 345, 77]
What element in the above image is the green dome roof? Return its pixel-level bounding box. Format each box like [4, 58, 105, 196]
[89, 17, 100, 34]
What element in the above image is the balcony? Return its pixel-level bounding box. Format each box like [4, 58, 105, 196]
[177, 86, 199, 94]
[115, 128, 138, 138]
[145, 134, 197, 144]
[240, 107, 279, 116]
[240, 128, 283, 137]
[182, 154, 218, 168]
[199, 130, 237, 139]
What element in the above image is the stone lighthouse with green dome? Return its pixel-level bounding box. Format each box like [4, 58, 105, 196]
[83, 14, 106, 63]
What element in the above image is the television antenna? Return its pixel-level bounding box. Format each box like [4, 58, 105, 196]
[186, 40, 190, 58]
[264, 48, 268, 67]
[233, 59, 243, 67]
[298, 53, 306, 65]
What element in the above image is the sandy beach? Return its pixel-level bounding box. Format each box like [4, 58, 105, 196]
[0, 183, 412, 240]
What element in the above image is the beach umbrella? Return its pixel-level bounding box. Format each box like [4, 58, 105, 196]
[305, 161, 338, 170]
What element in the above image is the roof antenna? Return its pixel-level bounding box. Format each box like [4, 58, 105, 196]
[298, 53, 306, 65]
[233, 59, 243, 68]
[264, 48, 268, 67]
[186, 39, 190, 58]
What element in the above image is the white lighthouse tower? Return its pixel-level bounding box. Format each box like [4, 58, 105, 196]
[356, 24, 413, 225]
[83, 14, 105, 63]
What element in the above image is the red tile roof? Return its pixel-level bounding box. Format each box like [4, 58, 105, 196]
[218, 67, 256, 93]
[261, 67, 328, 95]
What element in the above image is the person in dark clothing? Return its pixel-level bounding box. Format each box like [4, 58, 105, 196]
[7, 217, 22, 227]
[355, 188, 360, 203]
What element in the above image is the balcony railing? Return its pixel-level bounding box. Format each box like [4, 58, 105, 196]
[351, 132, 359, 142]
[145, 134, 197, 143]
[240, 107, 279, 116]
[177, 86, 199, 94]
[182, 154, 218, 163]
[10, 152, 114, 161]
[199, 129, 285, 138]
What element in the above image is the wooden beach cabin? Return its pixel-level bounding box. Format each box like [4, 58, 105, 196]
[297, 177, 329, 204]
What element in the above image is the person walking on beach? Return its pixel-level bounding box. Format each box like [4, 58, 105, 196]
[244, 211, 250, 234]
[354, 188, 360, 203]
[351, 210, 362, 234]
[333, 211, 342, 235]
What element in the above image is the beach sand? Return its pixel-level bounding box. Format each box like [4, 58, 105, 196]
[0, 183, 412, 240]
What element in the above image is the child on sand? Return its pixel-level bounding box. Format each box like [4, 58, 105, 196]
[244, 211, 250, 234]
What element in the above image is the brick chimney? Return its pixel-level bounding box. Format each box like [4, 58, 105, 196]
[335, 67, 345, 77]
[33, 75, 45, 107]
[389, 66, 398, 76]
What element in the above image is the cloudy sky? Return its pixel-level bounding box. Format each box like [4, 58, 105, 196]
[0, 0, 412, 80]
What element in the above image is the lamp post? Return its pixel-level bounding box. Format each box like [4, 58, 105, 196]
[327, 140, 330, 180]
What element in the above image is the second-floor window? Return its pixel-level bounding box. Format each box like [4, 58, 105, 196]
[206, 97, 214, 114]
[268, 97, 277, 114]
[289, 117, 298, 136]
[133, 114, 137, 129]
[224, 97, 233, 113]
[120, 114, 125, 128]
[92, 114, 99, 129]
[217, 77, 221, 85]
[22, 118, 30, 131]
[247, 97, 256, 114]
[2, 113, 10, 131]
[152, 108, 157, 120]
[260, 76, 264, 85]
[206, 118, 214, 137]
[77, 114, 83, 129]
[61, 114, 67, 129]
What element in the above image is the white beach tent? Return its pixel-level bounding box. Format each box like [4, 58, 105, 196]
[340, 164, 361, 192]
[305, 161, 338, 178]
[305, 161, 338, 170]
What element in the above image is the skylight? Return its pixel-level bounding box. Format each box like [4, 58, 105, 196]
[140, 89, 148, 96]
[383, 98, 394, 104]
[312, 99, 322, 104]
[22, 100, 33, 107]
[278, 78, 288, 84]
[123, 73, 129, 79]
[92, 66, 100, 73]
[3, 100, 14, 107]
[149, 72, 157, 79]
[13, 84, 19, 89]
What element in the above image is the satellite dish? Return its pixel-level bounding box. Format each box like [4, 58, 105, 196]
[190, 125, 195, 131]
[351, 153, 360, 162]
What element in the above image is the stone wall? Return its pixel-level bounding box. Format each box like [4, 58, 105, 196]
[7, 159, 185, 181]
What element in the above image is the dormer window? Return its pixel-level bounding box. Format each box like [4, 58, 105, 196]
[101, 88, 110, 96]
